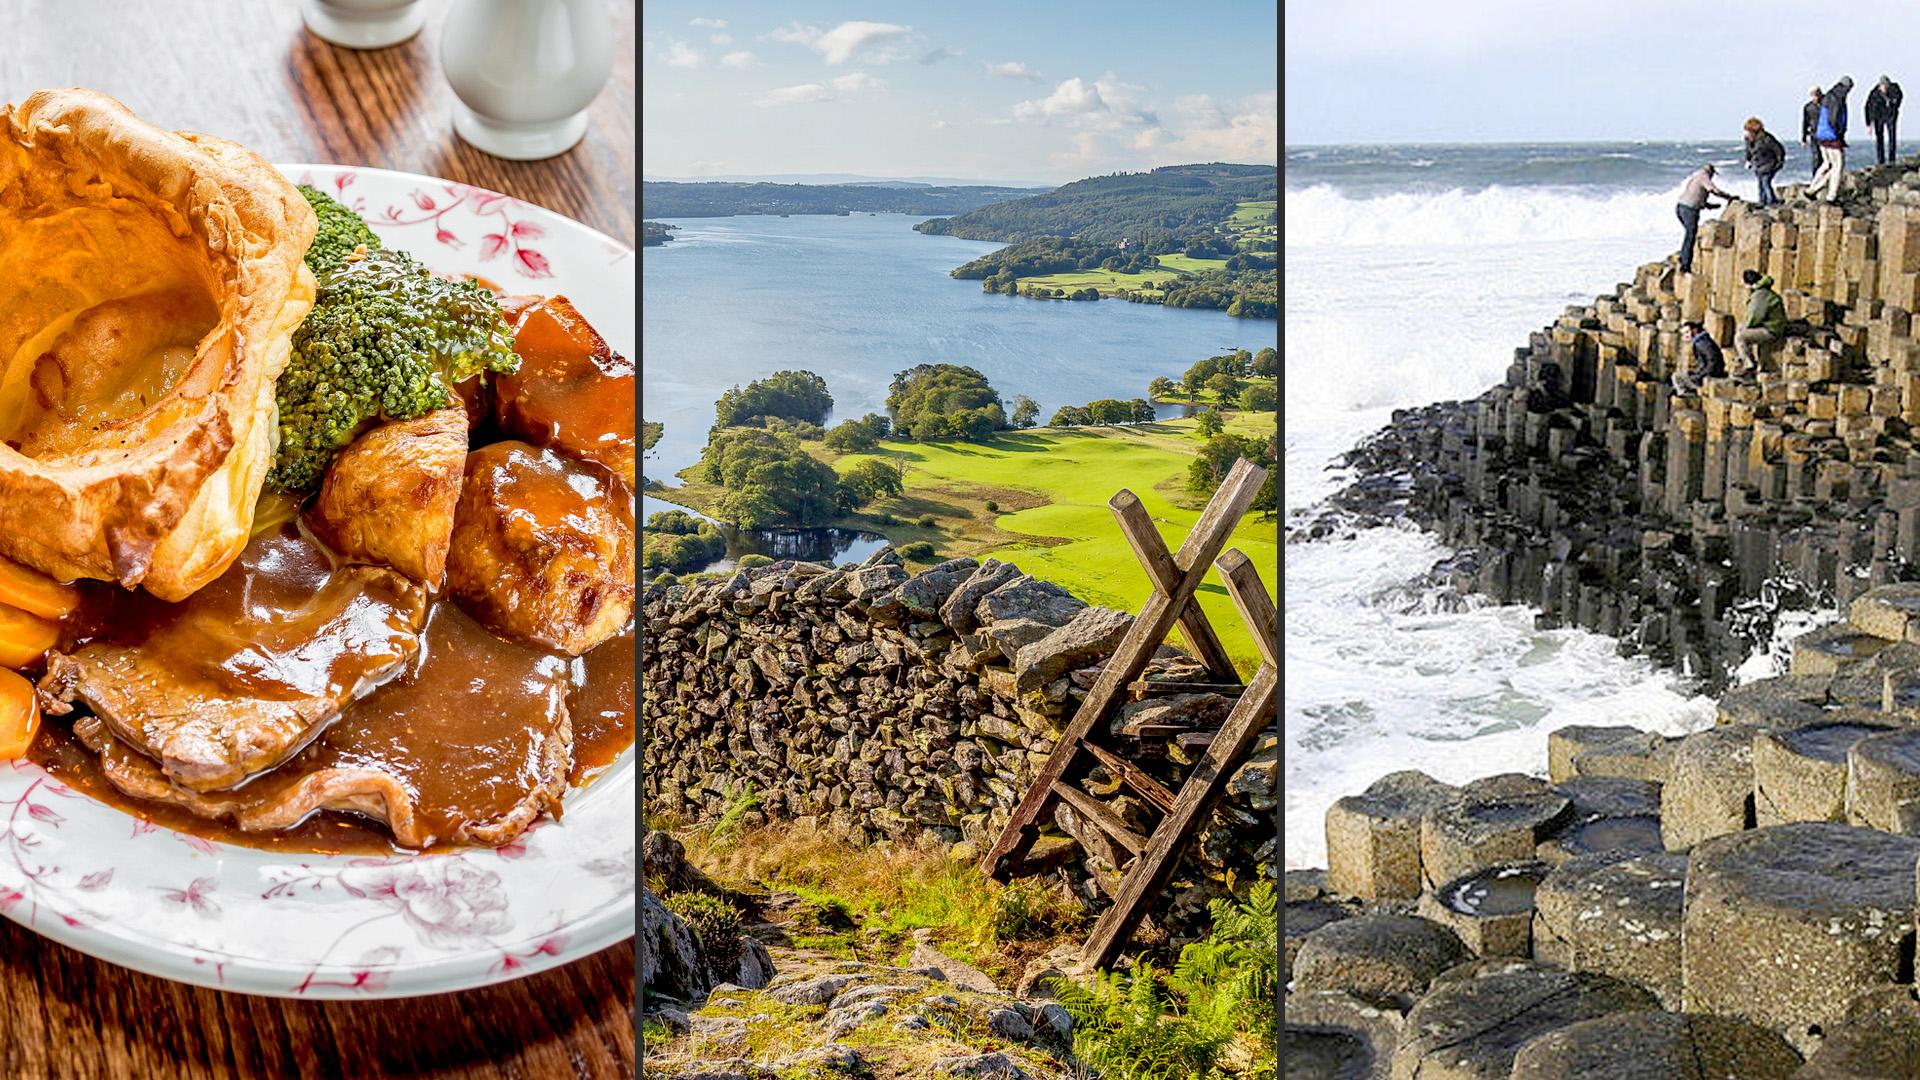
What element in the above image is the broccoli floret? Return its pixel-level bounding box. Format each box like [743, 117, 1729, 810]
[268, 247, 518, 491]
[297, 184, 383, 277]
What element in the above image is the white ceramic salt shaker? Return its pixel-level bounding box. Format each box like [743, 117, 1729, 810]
[300, 0, 426, 50]
[440, 0, 615, 161]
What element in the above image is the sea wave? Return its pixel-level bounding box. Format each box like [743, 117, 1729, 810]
[1284, 183, 1684, 247]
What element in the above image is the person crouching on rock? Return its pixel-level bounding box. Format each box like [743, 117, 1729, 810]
[1804, 85, 1825, 178]
[1810, 77, 1854, 201]
[1744, 118, 1786, 206]
[1736, 269, 1787, 376]
[1868, 75, 1903, 164]
[1675, 164, 1734, 273]
[1674, 322, 1726, 396]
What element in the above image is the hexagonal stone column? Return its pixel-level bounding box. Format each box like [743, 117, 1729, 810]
[1846, 728, 1920, 834]
[1661, 724, 1762, 850]
[1752, 720, 1893, 825]
[1285, 990, 1400, 1080]
[1546, 725, 1670, 783]
[1420, 790, 1570, 890]
[1681, 822, 1920, 1052]
[1531, 851, 1687, 1009]
[1795, 985, 1920, 1079]
[1291, 914, 1468, 1008]
[1790, 624, 1894, 676]
[1389, 963, 1656, 1080]
[1848, 582, 1920, 640]
[1537, 814, 1663, 865]
[1509, 1012, 1802, 1080]
[1324, 771, 1459, 900]
[1415, 861, 1546, 957]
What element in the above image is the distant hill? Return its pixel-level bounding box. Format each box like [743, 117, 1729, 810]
[643, 181, 1038, 219]
[914, 163, 1276, 245]
[643, 172, 1051, 189]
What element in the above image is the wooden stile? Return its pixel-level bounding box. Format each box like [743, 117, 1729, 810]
[978, 457, 1277, 971]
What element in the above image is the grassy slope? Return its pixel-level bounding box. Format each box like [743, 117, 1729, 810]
[1152, 253, 1231, 275]
[669, 413, 1277, 677]
[1012, 267, 1167, 297]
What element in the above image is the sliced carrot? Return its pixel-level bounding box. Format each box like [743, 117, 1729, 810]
[0, 555, 79, 620]
[0, 668, 39, 759]
[0, 603, 58, 671]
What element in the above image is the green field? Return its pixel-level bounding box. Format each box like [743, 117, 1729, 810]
[1014, 268, 1168, 297]
[668, 413, 1277, 676]
[1152, 253, 1231, 275]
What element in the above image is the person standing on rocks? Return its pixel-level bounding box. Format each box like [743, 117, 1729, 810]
[1673, 322, 1726, 395]
[1803, 85, 1825, 178]
[1675, 164, 1734, 273]
[1735, 269, 1787, 376]
[1867, 75, 1903, 164]
[1809, 76, 1854, 201]
[1743, 118, 1786, 206]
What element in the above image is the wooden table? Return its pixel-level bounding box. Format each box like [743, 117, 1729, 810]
[0, 3, 635, 1077]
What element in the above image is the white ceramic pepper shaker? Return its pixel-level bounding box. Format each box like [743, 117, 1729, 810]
[440, 0, 615, 161]
[300, 0, 426, 50]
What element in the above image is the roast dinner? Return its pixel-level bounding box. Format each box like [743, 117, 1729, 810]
[0, 88, 635, 854]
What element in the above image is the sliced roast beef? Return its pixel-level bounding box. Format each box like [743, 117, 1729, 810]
[72, 603, 574, 849]
[40, 523, 430, 791]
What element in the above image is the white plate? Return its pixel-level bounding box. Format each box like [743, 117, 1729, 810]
[0, 165, 636, 998]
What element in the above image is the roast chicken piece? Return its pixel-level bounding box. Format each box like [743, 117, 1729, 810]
[312, 405, 468, 586]
[492, 296, 635, 487]
[39, 524, 428, 791]
[70, 603, 572, 849]
[0, 89, 317, 599]
[446, 441, 634, 655]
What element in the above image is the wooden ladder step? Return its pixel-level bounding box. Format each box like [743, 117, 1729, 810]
[1050, 781, 1148, 857]
[1082, 741, 1177, 814]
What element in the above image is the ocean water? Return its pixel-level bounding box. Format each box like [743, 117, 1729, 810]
[1279, 142, 1819, 868]
[641, 213, 1275, 482]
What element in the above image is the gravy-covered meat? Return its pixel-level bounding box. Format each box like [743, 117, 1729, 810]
[312, 405, 467, 585]
[493, 296, 635, 486]
[446, 441, 633, 655]
[71, 604, 573, 849]
[39, 523, 427, 791]
[568, 624, 633, 785]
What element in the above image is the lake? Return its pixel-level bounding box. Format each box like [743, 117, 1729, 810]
[640, 213, 1275, 481]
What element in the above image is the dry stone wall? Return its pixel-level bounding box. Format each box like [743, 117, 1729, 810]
[1313, 162, 1920, 692]
[640, 547, 1279, 931]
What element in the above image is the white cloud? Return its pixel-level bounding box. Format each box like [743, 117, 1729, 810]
[987, 61, 1041, 82]
[767, 20, 912, 65]
[665, 39, 703, 68]
[710, 32, 732, 45]
[1013, 75, 1158, 133]
[754, 72, 881, 107]
[1162, 91, 1276, 163]
[1014, 77, 1105, 121]
[721, 51, 758, 69]
[689, 17, 726, 29]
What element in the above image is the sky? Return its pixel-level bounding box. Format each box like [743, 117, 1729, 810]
[1288, 1, 1920, 145]
[641, 2, 1278, 185]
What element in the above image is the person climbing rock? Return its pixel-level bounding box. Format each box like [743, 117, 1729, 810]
[1810, 77, 1854, 201]
[1868, 75, 1903, 164]
[1735, 269, 1787, 376]
[1744, 118, 1786, 206]
[1803, 85, 1825, 178]
[1674, 321, 1727, 395]
[1675, 164, 1734, 273]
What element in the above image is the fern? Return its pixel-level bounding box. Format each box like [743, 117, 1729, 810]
[708, 781, 760, 845]
[1173, 880, 1277, 1037]
[1052, 961, 1229, 1080]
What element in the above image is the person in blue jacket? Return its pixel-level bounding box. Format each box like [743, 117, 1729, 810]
[1810, 77, 1854, 201]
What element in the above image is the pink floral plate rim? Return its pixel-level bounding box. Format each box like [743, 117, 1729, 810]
[0, 164, 636, 999]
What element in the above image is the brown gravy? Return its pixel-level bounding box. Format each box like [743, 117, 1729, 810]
[32, 530, 635, 855]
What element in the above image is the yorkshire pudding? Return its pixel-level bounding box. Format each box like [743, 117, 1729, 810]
[0, 89, 316, 599]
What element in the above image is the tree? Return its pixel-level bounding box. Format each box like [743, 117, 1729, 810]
[1240, 382, 1276, 412]
[1204, 373, 1241, 407]
[838, 458, 904, 510]
[825, 413, 890, 453]
[1088, 399, 1132, 425]
[1010, 394, 1039, 428]
[1226, 350, 1253, 378]
[887, 364, 1005, 440]
[1130, 398, 1158, 423]
[713, 370, 834, 430]
[1251, 347, 1277, 377]
[1149, 376, 1176, 400]
[1195, 408, 1225, 438]
[1184, 356, 1222, 390]
[642, 420, 663, 451]
[699, 427, 841, 527]
[1187, 433, 1271, 499]
[1050, 405, 1092, 428]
